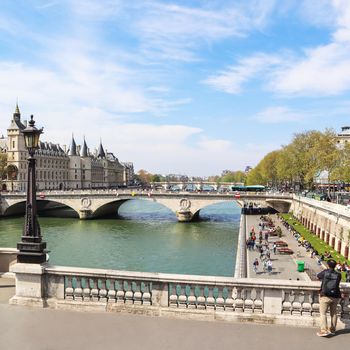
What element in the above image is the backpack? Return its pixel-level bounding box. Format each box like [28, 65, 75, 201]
[321, 270, 340, 298]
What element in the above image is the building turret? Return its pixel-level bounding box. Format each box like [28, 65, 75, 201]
[81, 137, 88, 157]
[97, 139, 106, 159]
[69, 134, 77, 156]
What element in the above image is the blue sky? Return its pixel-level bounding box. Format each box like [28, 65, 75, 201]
[1, 0, 350, 176]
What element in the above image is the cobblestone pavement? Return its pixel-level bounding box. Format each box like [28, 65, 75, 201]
[246, 214, 324, 280]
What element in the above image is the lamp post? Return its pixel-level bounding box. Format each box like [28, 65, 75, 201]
[17, 115, 47, 264]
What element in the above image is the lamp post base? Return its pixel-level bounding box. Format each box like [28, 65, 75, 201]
[17, 239, 48, 264]
[17, 251, 47, 264]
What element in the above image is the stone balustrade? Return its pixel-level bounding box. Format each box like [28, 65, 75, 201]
[0, 248, 18, 276]
[9, 263, 350, 327]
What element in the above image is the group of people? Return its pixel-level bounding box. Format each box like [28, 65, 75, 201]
[277, 215, 350, 337]
[249, 216, 277, 275]
[279, 216, 350, 283]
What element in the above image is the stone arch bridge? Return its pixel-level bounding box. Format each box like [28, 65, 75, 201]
[0, 191, 293, 222]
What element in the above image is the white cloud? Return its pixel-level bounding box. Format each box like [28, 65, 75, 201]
[254, 106, 305, 123]
[127, 0, 276, 61]
[203, 53, 283, 94]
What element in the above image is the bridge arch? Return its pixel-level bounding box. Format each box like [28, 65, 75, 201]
[3, 199, 80, 218]
[91, 198, 177, 219]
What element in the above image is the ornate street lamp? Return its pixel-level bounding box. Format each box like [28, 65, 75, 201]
[17, 115, 47, 263]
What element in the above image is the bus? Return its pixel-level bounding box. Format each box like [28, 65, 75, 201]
[230, 185, 266, 192]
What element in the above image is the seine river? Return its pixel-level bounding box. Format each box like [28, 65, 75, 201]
[0, 200, 240, 277]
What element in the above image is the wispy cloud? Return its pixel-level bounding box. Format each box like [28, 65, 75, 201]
[253, 106, 306, 123]
[203, 53, 283, 94]
[126, 0, 276, 61]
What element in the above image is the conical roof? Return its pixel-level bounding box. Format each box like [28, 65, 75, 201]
[69, 134, 77, 156]
[97, 139, 106, 158]
[81, 137, 88, 157]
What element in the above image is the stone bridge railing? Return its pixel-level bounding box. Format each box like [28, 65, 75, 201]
[10, 263, 350, 327]
[1, 191, 293, 221]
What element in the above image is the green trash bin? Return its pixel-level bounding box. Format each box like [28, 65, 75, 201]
[297, 261, 305, 272]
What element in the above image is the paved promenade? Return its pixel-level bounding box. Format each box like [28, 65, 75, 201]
[0, 284, 349, 350]
[246, 214, 324, 280]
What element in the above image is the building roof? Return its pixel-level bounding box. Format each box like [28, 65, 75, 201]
[8, 103, 26, 130]
[81, 138, 88, 157]
[97, 140, 106, 159]
[69, 135, 77, 156]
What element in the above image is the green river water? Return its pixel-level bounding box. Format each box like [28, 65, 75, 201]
[0, 200, 240, 276]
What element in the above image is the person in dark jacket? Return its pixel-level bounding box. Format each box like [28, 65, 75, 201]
[316, 259, 341, 337]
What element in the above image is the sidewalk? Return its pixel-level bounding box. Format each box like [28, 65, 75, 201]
[246, 214, 324, 280]
[0, 298, 349, 350]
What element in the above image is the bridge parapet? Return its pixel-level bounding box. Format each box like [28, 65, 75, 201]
[0, 191, 293, 221]
[9, 263, 350, 327]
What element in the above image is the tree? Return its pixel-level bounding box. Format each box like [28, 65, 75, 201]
[136, 169, 153, 185]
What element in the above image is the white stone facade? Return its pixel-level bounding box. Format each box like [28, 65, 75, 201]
[0, 105, 134, 191]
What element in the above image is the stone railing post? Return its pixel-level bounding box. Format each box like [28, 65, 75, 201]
[151, 281, 169, 307]
[263, 288, 283, 315]
[9, 263, 48, 307]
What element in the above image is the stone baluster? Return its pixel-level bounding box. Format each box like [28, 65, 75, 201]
[243, 288, 253, 313]
[124, 281, 134, 304]
[302, 292, 312, 316]
[282, 290, 292, 314]
[73, 277, 83, 301]
[340, 292, 350, 319]
[311, 292, 320, 316]
[253, 288, 263, 313]
[116, 280, 125, 304]
[233, 287, 244, 312]
[107, 279, 116, 303]
[169, 284, 178, 308]
[224, 287, 234, 312]
[142, 282, 152, 306]
[216, 287, 225, 311]
[292, 291, 302, 315]
[91, 278, 100, 302]
[206, 286, 215, 310]
[83, 277, 91, 301]
[187, 284, 197, 309]
[178, 284, 187, 308]
[133, 281, 142, 305]
[65, 276, 74, 301]
[99, 279, 108, 303]
[196, 285, 206, 310]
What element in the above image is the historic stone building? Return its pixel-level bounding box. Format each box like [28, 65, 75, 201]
[0, 105, 134, 191]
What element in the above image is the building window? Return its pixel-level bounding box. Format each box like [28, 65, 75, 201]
[12, 140, 15, 149]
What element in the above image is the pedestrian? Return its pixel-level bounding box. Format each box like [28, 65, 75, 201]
[346, 267, 350, 283]
[253, 258, 259, 274]
[273, 243, 277, 254]
[267, 259, 273, 274]
[316, 259, 342, 337]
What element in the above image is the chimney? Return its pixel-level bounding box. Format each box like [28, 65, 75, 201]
[63, 145, 67, 152]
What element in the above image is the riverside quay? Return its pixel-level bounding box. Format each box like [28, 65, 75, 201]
[0, 190, 350, 333]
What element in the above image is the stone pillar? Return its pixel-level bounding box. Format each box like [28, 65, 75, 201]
[9, 263, 48, 307]
[151, 282, 169, 307]
[176, 211, 193, 222]
[79, 209, 93, 220]
[337, 240, 342, 253]
[263, 289, 282, 315]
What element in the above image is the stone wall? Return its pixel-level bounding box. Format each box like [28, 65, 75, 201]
[290, 195, 350, 260]
[0, 248, 18, 275]
[9, 263, 350, 328]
